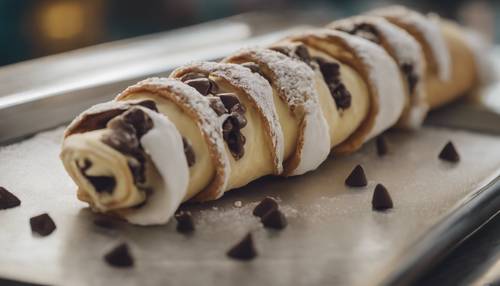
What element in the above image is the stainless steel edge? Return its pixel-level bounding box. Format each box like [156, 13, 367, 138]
[0, 14, 314, 143]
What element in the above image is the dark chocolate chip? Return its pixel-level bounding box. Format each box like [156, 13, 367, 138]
[218, 93, 240, 111]
[0, 187, 21, 210]
[30, 213, 56, 236]
[226, 132, 245, 159]
[261, 209, 287, 230]
[376, 136, 388, 156]
[101, 125, 139, 155]
[86, 175, 116, 194]
[207, 97, 228, 116]
[401, 63, 418, 95]
[209, 79, 219, 94]
[253, 197, 278, 218]
[182, 138, 196, 167]
[175, 211, 195, 233]
[104, 243, 134, 268]
[372, 184, 393, 210]
[227, 233, 257, 260]
[241, 62, 261, 74]
[439, 141, 460, 163]
[107, 117, 136, 134]
[185, 78, 211, 96]
[318, 61, 340, 82]
[345, 165, 367, 187]
[134, 100, 158, 112]
[180, 73, 206, 82]
[332, 84, 352, 109]
[231, 112, 247, 129]
[294, 44, 312, 64]
[270, 46, 292, 57]
[121, 108, 154, 137]
[222, 118, 234, 135]
[128, 159, 146, 184]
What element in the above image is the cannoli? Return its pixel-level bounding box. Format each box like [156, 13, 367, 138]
[59, 6, 489, 225]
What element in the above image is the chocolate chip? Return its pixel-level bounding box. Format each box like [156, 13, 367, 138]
[209, 79, 219, 94]
[294, 44, 312, 64]
[231, 112, 247, 129]
[226, 132, 245, 159]
[180, 73, 206, 82]
[345, 165, 367, 187]
[0, 187, 21, 210]
[401, 63, 418, 95]
[121, 108, 154, 137]
[261, 209, 287, 230]
[218, 93, 240, 111]
[253, 197, 278, 218]
[134, 100, 158, 112]
[241, 62, 261, 74]
[332, 83, 352, 109]
[222, 118, 234, 136]
[182, 138, 196, 167]
[227, 233, 257, 260]
[317, 59, 340, 81]
[87, 176, 116, 194]
[207, 97, 227, 116]
[185, 78, 211, 96]
[104, 243, 134, 267]
[30, 213, 56, 236]
[102, 125, 139, 155]
[372, 184, 393, 210]
[439, 141, 460, 163]
[128, 159, 146, 184]
[270, 46, 292, 57]
[376, 136, 388, 156]
[175, 211, 195, 233]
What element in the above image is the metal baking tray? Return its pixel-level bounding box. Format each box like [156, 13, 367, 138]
[1, 13, 500, 286]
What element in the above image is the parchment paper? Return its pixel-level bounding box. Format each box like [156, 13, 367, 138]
[0, 126, 499, 286]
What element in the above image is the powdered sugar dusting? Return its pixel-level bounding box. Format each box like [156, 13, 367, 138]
[330, 15, 428, 127]
[369, 5, 451, 81]
[226, 48, 330, 175]
[171, 61, 284, 174]
[119, 77, 231, 199]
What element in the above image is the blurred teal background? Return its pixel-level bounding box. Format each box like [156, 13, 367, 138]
[0, 0, 498, 67]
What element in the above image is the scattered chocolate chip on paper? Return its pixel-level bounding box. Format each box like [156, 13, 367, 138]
[376, 136, 388, 156]
[345, 165, 368, 187]
[439, 141, 460, 163]
[175, 211, 195, 233]
[30, 213, 56, 236]
[0, 186, 21, 210]
[372, 184, 394, 211]
[104, 243, 134, 268]
[227, 233, 257, 261]
[253, 197, 278, 218]
[261, 209, 287, 230]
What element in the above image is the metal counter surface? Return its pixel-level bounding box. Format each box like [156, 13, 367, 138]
[0, 126, 499, 286]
